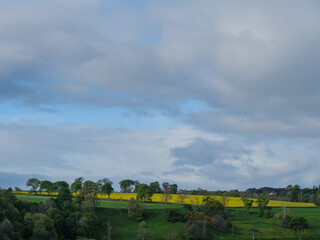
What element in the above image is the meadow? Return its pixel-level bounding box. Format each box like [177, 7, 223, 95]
[15, 193, 320, 239]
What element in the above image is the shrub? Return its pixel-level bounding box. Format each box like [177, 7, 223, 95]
[282, 215, 291, 228]
[167, 210, 187, 223]
[127, 198, 145, 221]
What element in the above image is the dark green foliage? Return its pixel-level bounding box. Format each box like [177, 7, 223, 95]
[255, 197, 270, 217]
[47, 208, 65, 237]
[241, 197, 254, 214]
[282, 215, 291, 228]
[39, 180, 53, 194]
[70, 177, 84, 194]
[127, 198, 145, 221]
[100, 182, 114, 198]
[50, 181, 70, 192]
[264, 207, 273, 218]
[162, 182, 178, 194]
[56, 188, 72, 209]
[119, 179, 135, 193]
[288, 216, 309, 232]
[82, 181, 100, 209]
[184, 215, 207, 240]
[149, 181, 163, 193]
[136, 184, 153, 202]
[203, 196, 225, 217]
[167, 210, 187, 223]
[24, 213, 58, 240]
[183, 204, 193, 212]
[26, 178, 41, 195]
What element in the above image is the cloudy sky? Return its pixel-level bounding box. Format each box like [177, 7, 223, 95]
[1, 0, 320, 190]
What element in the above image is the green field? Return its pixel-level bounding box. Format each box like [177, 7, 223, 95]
[15, 194, 320, 239]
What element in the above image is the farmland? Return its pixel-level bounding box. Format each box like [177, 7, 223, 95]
[14, 193, 320, 239]
[14, 191, 316, 208]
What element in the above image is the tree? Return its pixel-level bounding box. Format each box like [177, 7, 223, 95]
[101, 182, 114, 199]
[221, 194, 230, 208]
[241, 198, 254, 214]
[50, 181, 69, 193]
[288, 217, 309, 240]
[71, 177, 84, 206]
[184, 213, 207, 240]
[286, 185, 300, 202]
[39, 180, 53, 195]
[119, 179, 135, 193]
[56, 188, 73, 209]
[169, 184, 178, 194]
[149, 181, 162, 193]
[98, 178, 112, 189]
[136, 184, 153, 202]
[82, 180, 100, 209]
[178, 193, 188, 204]
[128, 198, 145, 221]
[26, 178, 41, 195]
[203, 197, 225, 217]
[162, 182, 178, 204]
[70, 177, 84, 194]
[24, 213, 58, 240]
[255, 197, 270, 217]
[133, 181, 141, 193]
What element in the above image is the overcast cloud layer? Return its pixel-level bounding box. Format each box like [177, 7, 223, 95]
[1, 0, 320, 190]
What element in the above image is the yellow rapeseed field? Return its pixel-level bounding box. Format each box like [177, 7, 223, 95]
[14, 191, 316, 207]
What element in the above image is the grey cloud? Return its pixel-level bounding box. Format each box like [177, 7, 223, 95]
[169, 136, 320, 190]
[171, 138, 251, 166]
[0, 0, 319, 138]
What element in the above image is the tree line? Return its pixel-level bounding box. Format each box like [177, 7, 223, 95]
[16, 178, 320, 205]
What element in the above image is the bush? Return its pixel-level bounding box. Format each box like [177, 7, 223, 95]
[211, 215, 229, 231]
[282, 215, 291, 228]
[127, 198, 145, 221]
[167, 210, 187, 223]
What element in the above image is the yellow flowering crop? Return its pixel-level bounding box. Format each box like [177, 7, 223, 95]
[13, 191, 316, 207]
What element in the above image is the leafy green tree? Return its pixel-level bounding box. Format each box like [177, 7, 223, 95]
[241, 197, 254, 214]
[0, 218, 15, 240]
[288, 216, 309, 240]
[316, 188, 320, 205]
[202, 197, 225, 217]
[149, 181, 162, 193]
[70, 177, 84, 194]
[286, 185, 300, 202]
[119, 179, 135, 193]
[26, 178, 41, 195]
[133, 181, 141, 193]
[39, 180, 53, 195]
[101, 182, 114, 199]
[98, 178, 112, 189]
[136, 184, 153, 202]
[162, 182, 178, 204]
[255, 197, 270, 217]
[128, 198, 145, 221]
[56, 188, 73, 209]
[47, 208, 65, 237]
[71, 177, 85, 206]
[82, 181, 100, 209]
[24, 213, 58, 240]
[50, 181, 69, 193]
[169, 184, 178, 194]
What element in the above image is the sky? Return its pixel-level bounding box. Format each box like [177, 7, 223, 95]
[1, 0, 320, 191]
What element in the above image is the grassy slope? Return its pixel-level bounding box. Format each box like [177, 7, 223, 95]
[15, 194, 320, 239]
